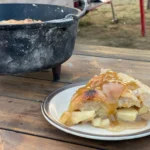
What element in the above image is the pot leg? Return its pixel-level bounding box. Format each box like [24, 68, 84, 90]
[52, 64, 61, 82]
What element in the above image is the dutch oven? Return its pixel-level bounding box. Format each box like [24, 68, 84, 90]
[0, 0, 88, 81]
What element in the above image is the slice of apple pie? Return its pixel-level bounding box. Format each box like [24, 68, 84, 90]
[60, 69, 150, 132]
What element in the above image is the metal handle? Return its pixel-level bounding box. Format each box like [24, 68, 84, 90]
[67, 0, 89, 19]
[46, 0, 89, 25]
[77, 0, 89, 18]
[64, 0, 89, 21]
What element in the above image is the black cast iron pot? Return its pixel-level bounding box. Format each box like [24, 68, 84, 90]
[0, 0, 88, 81]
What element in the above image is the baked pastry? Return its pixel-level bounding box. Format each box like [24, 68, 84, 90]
[0, 19, 42, 24]
[60, 69, 150, 132]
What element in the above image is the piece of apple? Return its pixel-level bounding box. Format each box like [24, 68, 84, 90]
[92, 117, 110, 128]
[99, 119, 110, 128]
[71, 111, 95, 125]
[117, 108, 138, 122]
[59, 111, 71, 124]
[138, 106, 148, 115]
[92, 118, 102, 127]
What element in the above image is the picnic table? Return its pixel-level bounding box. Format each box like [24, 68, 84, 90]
[0, 43, 150, 149]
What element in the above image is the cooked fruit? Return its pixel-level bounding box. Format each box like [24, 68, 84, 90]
[92, 118, 102, 127]
[99, 119, 110, 128]
[60, 111, 95, 126]
[92, 117, 110, 128]
[71, 111, 95, 124]
[138, 106, 148, 115]
[59, 111, 71, 124]
[117, 108, 138, 122]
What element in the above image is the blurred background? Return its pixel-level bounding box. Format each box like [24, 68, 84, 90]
[77, 0, 150, 50]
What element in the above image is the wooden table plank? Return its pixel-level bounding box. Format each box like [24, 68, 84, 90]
[1, 54, 150, 103]
[17, 55, 150, 85]
[74, 44, 150, 62]
[0, 76, 67, 101]
[0, 129, 95, 150]
[0, 95, 150, 150]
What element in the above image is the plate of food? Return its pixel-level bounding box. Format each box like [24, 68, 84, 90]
[41, 69, 150, 141]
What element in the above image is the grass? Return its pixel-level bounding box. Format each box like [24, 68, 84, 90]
[77, 0, 150, 50]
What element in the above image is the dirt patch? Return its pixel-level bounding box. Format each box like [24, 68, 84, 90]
[77, 0, 150, 50]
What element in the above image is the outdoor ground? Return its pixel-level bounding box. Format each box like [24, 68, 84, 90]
[76, 0, 150, 50]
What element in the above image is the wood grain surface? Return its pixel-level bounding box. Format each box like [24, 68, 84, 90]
[17, 55, 150, 85]
[74, 43, 150, 62]
[0, 75, 66, 101]
[0, 129, 95, 150]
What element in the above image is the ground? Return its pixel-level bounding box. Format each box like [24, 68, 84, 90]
[76, 0, 150, 50]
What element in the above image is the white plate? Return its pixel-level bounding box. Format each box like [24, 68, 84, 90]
[41, 82, 150, 141]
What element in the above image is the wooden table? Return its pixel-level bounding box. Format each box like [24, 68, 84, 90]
[0, 43, 150, 150]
